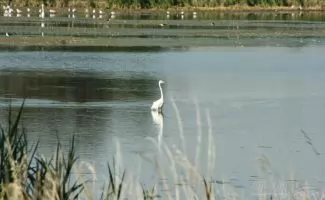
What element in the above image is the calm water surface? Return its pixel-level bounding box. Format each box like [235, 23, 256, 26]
[1, 46, 325, 197]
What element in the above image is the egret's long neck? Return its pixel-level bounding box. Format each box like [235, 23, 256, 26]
[159, 83, 163, 100]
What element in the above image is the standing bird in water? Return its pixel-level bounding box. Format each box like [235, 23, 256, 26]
[151, 80, 165, 113]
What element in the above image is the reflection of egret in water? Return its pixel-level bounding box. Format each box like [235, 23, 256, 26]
[151, 111, 164, 152]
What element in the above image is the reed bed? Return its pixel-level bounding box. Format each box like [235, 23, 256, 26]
[0, 98, 323, 200]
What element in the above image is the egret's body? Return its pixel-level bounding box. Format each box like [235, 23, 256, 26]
[151, 80, 165, 113]
[49, 9, 56, 14]
[39, 4, 44, 18]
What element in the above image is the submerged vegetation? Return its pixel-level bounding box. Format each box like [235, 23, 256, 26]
[0, 99, 323, 199]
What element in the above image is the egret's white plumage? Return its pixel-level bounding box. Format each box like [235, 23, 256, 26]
[151, 80, 165, 112]
[39, 4, 44, 18]
[49, 9, 56, 14]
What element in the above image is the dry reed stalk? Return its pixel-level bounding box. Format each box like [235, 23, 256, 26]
[171, 97, 186, 154]
[194, 97, 202, 175]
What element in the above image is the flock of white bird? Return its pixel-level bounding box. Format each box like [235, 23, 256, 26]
[2, 4, 117, 19]
[2, 4, 197, 20]
[2, 4, 45, 17]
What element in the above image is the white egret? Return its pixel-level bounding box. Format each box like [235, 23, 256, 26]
[49, 9, 56, 14]
[151, 80, 165, 113]
[39, 4, 44, 18]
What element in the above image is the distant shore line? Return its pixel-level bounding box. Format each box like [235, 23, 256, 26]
[102, 6, 324, 12]
[2, 4, 325, 12]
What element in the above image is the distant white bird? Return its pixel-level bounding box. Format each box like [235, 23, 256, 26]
[49, 9, 56, 14]
[151, 80, 165, 113]
[39, 4, 44, 18]
[5, 32, 9, 37]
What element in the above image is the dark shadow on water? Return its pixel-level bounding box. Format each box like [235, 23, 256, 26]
[0, 70, 162, 103]
[0, 105, 155, 158]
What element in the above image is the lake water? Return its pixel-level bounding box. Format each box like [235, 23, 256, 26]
[1, 10, 325, 199]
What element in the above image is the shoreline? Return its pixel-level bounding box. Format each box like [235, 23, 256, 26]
[2, 3, 325, 12]
[109, 6, 325, 12]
